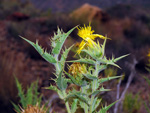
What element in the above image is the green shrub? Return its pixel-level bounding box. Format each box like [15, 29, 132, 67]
[12, 78, 43, 113]
[123, 92, 141, 113]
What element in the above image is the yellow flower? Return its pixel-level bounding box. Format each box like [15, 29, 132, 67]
[77, 24, 106, 54]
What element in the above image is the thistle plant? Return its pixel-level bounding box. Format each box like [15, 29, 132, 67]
[20, 24, 128, 113]
[12, 78, 45, 113]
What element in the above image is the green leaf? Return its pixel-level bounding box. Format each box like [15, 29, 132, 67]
[107, 60, 121, 69]
[83, 73, 98, 80]
[97, 65, 107, 73]
[56, 70, 67, 91]
[11, 102, 21, 113]
[97, 54, 128, 68]
[97, 57, 108, 64]
[32, 81, 40, 105]
[80, 101, 88, 113]
[91, 97, 98, 112]
[82, 49, 97, 60]
[114, 54, 129, 62]
[60, 45, 74, 62]
[64, 71, 82, 86]
[91, 87, 111, 96]
[65, 78, 73, 84]
[60, 45, 74, 69]
[94, 98, 102, 112]
[26, 84, 34, 105]
[65, 92, 89, 106]
[74, 93, 89, 105]
[15, 77, 26, 108]
[98, 101, 118, 113]
[79, 101, 89, 113]
[51, 26, 77, 54]
[99, 76, 121, 84]
[20, 36, 56, 64]
[91, 97, 102, 112]
[45, 85, 64, 99]
[71, 99, 78, 113]
[68, 58, 96, 65]
[101, 38, 107, 56]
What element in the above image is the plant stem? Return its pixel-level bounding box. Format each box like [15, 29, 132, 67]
[65, 101, 71, 113]
[54, 54, 61, 76]
[54, 54, 71, 113]
[89, 95, 94, 113]
[89, 60, 100, 113]
[62, 90, 71, 113]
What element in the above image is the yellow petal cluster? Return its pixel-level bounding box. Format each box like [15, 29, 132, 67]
[77, 24, 106, 54]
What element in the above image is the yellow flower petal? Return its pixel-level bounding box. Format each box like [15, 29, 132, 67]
[77, 40, 86, 54]
[92, 34, 106, 39]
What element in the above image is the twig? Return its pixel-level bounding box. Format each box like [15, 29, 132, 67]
[114, 75, 123, 113]
[114, 58, 137, 113]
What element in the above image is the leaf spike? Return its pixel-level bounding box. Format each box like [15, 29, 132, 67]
[114, 54, 130, 62]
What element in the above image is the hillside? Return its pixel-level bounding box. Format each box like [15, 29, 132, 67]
[20, 0, 150, 12]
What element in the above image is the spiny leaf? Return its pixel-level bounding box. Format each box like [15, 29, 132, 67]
[98, 54, 129, 68]
[107, 61, 121, 69]
[98, 101, 118, 113]
[97, 57, 108, 64]
[32, 81, 41, 105]
[101, 38, 107, 56]
[65, 92, 89, 106]
[67, 58, 96, 65]
[82, 73, 98, 80]
[97, 65, 107, 73]
[64, 71, 82, 86]
[60, 45, 74, 63]
[91, 97, 102, 112]
[45, 85, 64, 99]
[56, 70, 67, 91]
[26, 84, 34, 105]
[59, 45, 74, 70]
[20, 36, 56, 64]
[71, 99, 78, 113]
[99, 76, 121, 84]
[11, 102, 21, 113]
[94, 98, 102, 112]
[92, 97, 98, 112]
[75, 93, 89, 106]
[114, 54, 129, 62]
[51, 26, 77, 54]
[65, 78, 73, 84]
[15, 77, 26, 108]
[82, 49, 97, 60]
[91, 87, 111, 96]
[79, 101, 89, 113]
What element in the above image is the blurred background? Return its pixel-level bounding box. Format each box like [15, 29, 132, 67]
[0, 0, 150, 113]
